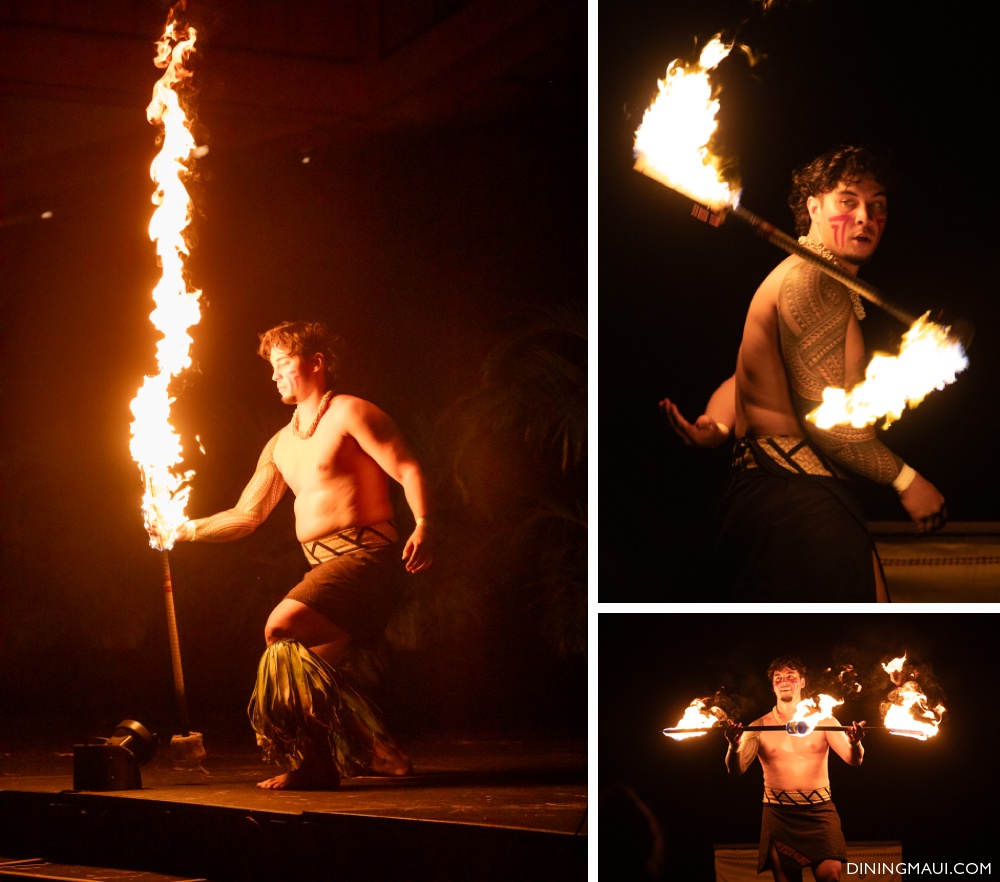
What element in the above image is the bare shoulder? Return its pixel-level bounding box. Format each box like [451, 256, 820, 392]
[781, 257, 849, 311]
[327, 394, 380, 421]
[258, 427, 287, 464]
[747, 256, 796, 314]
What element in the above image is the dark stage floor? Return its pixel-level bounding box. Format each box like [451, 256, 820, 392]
[0, 734, 588, 881]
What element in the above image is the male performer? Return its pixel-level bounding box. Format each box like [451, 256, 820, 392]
[725, 657, 864, 882]
[150, 320, 434, 789]
[661, 146, 947, 601]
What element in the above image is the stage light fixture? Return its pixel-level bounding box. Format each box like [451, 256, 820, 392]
[73, 719, 157, 791]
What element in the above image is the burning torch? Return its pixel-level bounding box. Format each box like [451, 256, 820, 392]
[632, 36, 970, 429]
[662, 678, 944, 743]
[129, 2, 205, 768]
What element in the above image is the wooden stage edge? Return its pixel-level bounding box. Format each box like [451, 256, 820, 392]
[0, 736, 588, 882]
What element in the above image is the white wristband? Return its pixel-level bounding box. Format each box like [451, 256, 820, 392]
[892, 464, 916, 493]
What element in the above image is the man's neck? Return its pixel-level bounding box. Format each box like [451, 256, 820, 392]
[805, 226, 861, 277]
[295, 387, 330, 415]
[775, 696, 799, 717]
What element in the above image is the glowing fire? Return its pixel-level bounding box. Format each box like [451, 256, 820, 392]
[880, 655, 945, 740]
[882, 655, 907, 678]
[787, 693, 843, 735]
[663, 698, 727, 741]
[882, 681, 945, 740]
[807, 313, 968, 429]
[633, 36, 740, 212]
[129, 9, 202, 550]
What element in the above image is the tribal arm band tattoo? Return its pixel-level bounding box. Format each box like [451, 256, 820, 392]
[188, 431, 288, 541]
[726, 728, 759, 776]
[778, 262, 902, 485]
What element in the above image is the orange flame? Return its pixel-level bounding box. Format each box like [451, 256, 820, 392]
[787, 693, 843, 734]
[882, 655, 907, 678]
[632, 36, 740, 212]
[129, 10, 202, 550]
[882, 681, 945, 740]
[880, 655, 945, 739]
[664, 698, 727, 741]
[807, 313, 968, 429]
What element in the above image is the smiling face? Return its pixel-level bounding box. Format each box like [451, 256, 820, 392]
[807, 175, 887, 267]
[772, 666, 806, 707]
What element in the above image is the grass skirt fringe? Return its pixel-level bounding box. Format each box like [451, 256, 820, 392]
[248, 639, 391, 775]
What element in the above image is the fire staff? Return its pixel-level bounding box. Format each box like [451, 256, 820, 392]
[662, 146, 947, 602]
[148, 320, 435, 790]
[725, 657, 864, 882]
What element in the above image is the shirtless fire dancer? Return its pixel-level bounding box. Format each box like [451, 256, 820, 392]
[150, 320, 434, 790]
[725, 657, 865, 882]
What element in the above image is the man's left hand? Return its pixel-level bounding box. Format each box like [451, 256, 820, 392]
[847, 720, 866, 744]
[402, 523, 434, 573]
[660, 398, 730, 449]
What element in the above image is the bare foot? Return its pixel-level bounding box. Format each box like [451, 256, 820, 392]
[368, 739, 413, 776]
[257, 761, 341, 791]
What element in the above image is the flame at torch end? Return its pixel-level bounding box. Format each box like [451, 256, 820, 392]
[788, 693, 843, 734]
[633, 36, 741, 213]
[882, 681, 945, 741]
[129, 8, 202, 551]
[663, 698, 729, 740]
[807, 313, 969, 430]
[880, 656, 946, 740]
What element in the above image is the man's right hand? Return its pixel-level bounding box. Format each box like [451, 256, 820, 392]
[660, 398, 730, 449]
[724, 720, 744, 747]
[898, 472, 947, 534]
[145, 520, 192, 549]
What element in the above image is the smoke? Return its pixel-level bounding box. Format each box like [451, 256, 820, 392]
[691, 687, 747, 725]
[878, 653, 948, 725]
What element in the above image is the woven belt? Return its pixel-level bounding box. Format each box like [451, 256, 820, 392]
[763, 786, 832, 806]
[733, 436, 837, 478]
[302, 521, 398, 565]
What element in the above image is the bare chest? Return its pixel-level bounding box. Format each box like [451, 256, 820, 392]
[273, 421, 366, 493]
[758, 730, 828, 766]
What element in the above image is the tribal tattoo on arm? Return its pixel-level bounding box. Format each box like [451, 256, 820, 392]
[187, 431, 288, 541]
[778, 262, 902, 485]
[727, 727, 759, 776]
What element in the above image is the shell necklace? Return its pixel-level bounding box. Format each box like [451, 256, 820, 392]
[291, 390, 333, 439]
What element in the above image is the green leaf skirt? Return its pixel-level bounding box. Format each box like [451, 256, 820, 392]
[247, 639, 390, 775]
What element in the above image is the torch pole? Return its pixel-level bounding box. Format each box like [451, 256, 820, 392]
[663, 724, 926, 737]
[160, 550, 190, 736]
[727, 204, 919, 327]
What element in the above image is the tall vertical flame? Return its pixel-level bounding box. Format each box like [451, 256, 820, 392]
[129, 11, 202, 550]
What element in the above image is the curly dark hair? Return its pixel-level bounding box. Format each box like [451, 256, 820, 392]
[767, 656, 807, 681]
[257, 320, 340, 382]
[788, 145, 894, 236]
